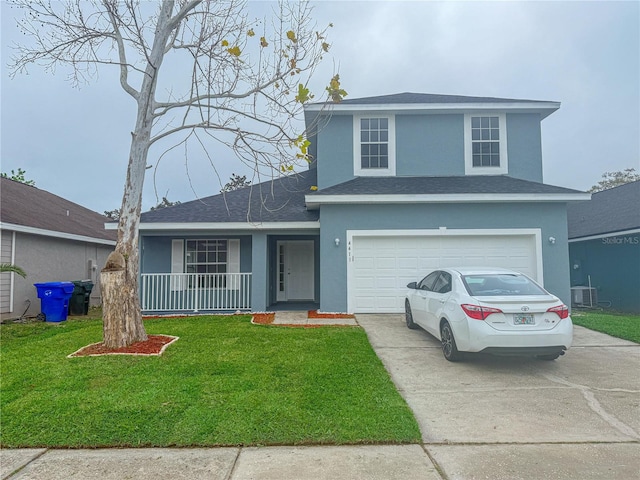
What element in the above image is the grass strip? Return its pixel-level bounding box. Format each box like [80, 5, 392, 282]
[571, 310, 640, 343]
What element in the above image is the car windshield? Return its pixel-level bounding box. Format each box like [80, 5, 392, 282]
[462, 274, 548, 296]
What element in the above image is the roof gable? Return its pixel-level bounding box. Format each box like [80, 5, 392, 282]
[0, 177, 117, 242]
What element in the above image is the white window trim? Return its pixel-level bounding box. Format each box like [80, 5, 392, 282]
[185, 239, 229, 274]
[353, 114, 396, 176]
[464, 113, 508, 175]
[170, 238, 240, 291]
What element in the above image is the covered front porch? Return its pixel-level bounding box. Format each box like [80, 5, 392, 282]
[139, 231, 320, 313]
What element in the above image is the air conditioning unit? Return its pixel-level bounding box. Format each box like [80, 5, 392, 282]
[571, 287, 598, 307]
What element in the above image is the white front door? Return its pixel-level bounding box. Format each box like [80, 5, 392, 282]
[277, 241, 315, 301]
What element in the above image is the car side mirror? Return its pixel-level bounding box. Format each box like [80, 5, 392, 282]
[407, 282, 417, 289]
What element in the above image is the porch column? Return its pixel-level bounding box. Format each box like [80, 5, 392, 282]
[251, 233, 268, 311]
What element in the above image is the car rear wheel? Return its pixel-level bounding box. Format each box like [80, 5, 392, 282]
[405, 301, 418, 330]
[440, 321, 461, 362]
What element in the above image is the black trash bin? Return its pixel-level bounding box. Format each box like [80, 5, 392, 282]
[69, 280, 94, 315]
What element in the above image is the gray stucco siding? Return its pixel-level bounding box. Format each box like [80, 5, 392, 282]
[318, 202, 571, 312]
[2, 232, 113, 320]
[395, 114, 464, 177]
[314, 111, 545, 188]
[506, 113, 543, 182]
[316, 114, 354, 189]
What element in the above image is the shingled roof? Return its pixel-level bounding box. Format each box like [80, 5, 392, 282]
[309, 175, 584, 197]
[140, 169, 318, 224]
[332, 92, 556, 106]
[568, 181, 640, 239]
[305, 92, 560, 119]
[1, 177, 116, 242]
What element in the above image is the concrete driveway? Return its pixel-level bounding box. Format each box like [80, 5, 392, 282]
[357, 314, 640, 480]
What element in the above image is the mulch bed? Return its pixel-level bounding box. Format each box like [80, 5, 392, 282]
[250, 311, 355, 328]
[251, 313, 276, 325]
[68, 335, 179, 358]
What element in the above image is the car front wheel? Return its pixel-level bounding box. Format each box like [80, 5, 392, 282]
[405, 301, 418, 330]
[440, 321, 461, 362]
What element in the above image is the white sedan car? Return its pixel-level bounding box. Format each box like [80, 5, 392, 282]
[405, 267, 573, 361]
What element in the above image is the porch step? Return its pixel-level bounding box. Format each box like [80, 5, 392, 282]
[273, 311, 358, 326]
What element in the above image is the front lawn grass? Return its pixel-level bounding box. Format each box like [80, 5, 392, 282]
[571, 310, 640, 343]
[0, 315, 420, 448]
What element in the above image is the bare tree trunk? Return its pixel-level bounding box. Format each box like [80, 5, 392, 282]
[101, 252, 147, 348]
[100, 1, 176, 348]
[100, 128, 153, 348]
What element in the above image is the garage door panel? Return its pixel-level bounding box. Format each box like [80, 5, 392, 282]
[397, 257, 419, 269]
[417, 258, 442, 271]
[351, 233, 537, 313]
[375, 258, 397, 270]
[355, 276, 376, 289]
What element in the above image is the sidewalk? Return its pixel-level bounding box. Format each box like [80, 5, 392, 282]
[1, 445, 441, 480]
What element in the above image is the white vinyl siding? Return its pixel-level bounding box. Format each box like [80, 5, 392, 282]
[0, 231, 14, 313]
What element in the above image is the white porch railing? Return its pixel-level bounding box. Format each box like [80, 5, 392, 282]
[141, 273, 252, 312]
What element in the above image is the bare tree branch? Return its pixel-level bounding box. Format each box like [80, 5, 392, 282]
[103, 0, 139, 99]
[8, 0, 343, 348]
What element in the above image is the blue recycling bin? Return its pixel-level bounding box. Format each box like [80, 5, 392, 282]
[34, 282, 74, 322]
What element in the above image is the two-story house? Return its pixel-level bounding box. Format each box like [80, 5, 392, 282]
[133, 92, 589, 314]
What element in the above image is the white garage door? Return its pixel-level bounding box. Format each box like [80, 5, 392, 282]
[349, 231, 540, 313]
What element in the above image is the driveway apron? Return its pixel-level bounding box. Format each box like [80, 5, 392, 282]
[357, 314, 640, 480]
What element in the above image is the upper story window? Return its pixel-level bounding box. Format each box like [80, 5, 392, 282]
[464, 113, 508, 175]
[354, 115, 396, 176]
[361, 118, 388, 168]
[471, 116, 500, 167]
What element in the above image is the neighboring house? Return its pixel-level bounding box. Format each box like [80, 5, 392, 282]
[567, 181, 640, 313]
[0, 177, 116, 320]
[133, 92, 589, 314]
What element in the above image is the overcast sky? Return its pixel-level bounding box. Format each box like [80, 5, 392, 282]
[1, 1, 639, 215]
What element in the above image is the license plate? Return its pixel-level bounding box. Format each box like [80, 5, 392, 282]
[514, 314, 534, 325]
